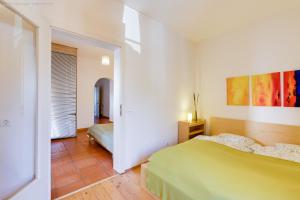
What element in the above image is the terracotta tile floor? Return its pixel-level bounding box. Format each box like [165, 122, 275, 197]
[94, 117, 112, 124]
[51, 130, 117, 199]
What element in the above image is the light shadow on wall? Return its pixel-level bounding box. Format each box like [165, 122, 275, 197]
[122, 5, 141, 54]
[14, 16, 23, 47]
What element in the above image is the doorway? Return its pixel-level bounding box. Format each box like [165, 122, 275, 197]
[50, 28, 123, 199]
[0, 2, 124, 199]
[94, 78, 113, 124]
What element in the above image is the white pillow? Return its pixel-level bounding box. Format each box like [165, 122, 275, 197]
[275, 143, 300, 154]
[254, 146, 281, 157]
[217, 133, 256, 146]
[250, 143, 263, 151]
[196, 134, 253, 152]
[195, 135, 215, 141]
[214, 138, 253, 152]
[254, 145, 300, 164]
[280, 152, 300, 163]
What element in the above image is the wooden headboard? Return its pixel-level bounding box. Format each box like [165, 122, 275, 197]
[209, 117, 300, 145]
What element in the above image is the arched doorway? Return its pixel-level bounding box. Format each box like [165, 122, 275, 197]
[94, 78, 113, 124]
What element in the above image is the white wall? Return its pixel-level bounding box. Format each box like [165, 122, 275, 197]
[196, 8, 300, 128]
[122, 14, 195, 168]
[42, 0, 196, 170]
[76, 45, 114, 128]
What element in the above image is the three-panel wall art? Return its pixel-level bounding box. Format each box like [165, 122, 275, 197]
[227, 70, 300, 107]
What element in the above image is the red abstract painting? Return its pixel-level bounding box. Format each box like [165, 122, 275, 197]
[284, 70, 300, 107]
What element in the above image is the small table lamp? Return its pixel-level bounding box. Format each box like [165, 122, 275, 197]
[187, 113, 193, 123]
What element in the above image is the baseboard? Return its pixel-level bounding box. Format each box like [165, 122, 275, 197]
[76, 128, 88, 133]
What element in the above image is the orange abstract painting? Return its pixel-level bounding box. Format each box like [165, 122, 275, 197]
[252, 72, 281, 106]
[227, 76, 249, 106]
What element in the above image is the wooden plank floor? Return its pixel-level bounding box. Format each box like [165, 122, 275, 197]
[60, 167, 157, 200]
[51, 125, 116, 199]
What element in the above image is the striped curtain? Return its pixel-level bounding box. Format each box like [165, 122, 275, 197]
[51, 52, 77, 139]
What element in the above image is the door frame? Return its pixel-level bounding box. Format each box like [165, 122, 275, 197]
[0, 1, 52, 199]
[1, 2, 126, 198]
[50, 27, 126, 174]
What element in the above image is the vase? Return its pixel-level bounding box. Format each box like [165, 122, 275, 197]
[194, 110, 198, 121]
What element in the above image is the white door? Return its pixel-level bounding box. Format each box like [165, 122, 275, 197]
[0, 1, 51, 200]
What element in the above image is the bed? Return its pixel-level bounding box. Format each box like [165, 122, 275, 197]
[88, 123, 113, 153]
[141, 117, 300, 200]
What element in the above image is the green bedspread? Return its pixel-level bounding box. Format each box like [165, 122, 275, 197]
[146, 139, 300, 200]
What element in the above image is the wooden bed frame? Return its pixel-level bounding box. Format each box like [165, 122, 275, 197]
[210, 117, 300, 145]
[140, 117, 300, 199]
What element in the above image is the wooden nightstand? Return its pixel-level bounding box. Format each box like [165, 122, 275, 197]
[178, 120, 206, 143]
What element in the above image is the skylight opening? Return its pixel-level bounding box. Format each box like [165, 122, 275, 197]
[122, 5, 141, 54]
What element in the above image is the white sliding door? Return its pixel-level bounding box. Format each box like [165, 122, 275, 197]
[0, 1, 51, 199]
[0, 3, 37, 199]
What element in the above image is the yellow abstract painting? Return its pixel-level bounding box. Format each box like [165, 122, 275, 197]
[252, 72, 281, 106]
[227, 76, 249, 106]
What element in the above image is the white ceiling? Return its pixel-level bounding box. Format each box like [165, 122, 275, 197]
[120, 0, 300, 42]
